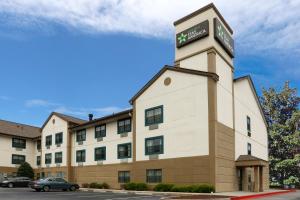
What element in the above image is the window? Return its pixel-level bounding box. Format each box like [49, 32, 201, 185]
[55, 152, 63, 164]
[46, 135, 52, 146]
[55, 132, 63, 145]
[95, 147, 106, 161]
[146, 169, 162, 183]
[145, 105, 163, 126]
[118, 118, 131, 134]
[76, 150, 86, 162]
[118, 171, 130, 183]
[12, 154, 25, 164]
[247, 143, 252, 155]
[95, 124, 106, 138]
[45, 153, 52, 164]
[118, 143, 131, 159]
[247, 116, 251, 137]
[36, 156, 41, 166]
[12, 138, 26, 149]
[37, 140, 41, 150]
[145, 136, 164, 155]
[76, 130, 86, 142]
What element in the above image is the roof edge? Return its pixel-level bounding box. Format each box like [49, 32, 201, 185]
[173, 3, 233, 34]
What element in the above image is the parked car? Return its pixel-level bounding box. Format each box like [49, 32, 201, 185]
[29, 177, 79, 192]
[1, 177, 31, 188]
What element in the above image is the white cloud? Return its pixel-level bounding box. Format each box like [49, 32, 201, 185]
[25, 99, 59, 107]
[0, 0, 299, 54]
[0, 96, 11, 101]
[53, 106, 124, 118]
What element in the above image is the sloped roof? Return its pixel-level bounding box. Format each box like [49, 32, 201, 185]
[41, 112, 86, 130]
[129, 65, 219, 104]
[71, 109, 133, 131]
[236, 155, 268, 167]
[234, 75, 268, 128]
[0, 119, 41, 139]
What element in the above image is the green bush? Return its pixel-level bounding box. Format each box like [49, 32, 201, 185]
[89, 182, 102, 189]
[102, 182, 109, 189]
[17, 162, 34, 179]
[82, 183, 90, 188]
[170, 184, 214, 193]
[124, 183, 148, 191]
[153, 184, 175, 192]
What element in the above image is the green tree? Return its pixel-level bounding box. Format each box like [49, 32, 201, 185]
[260, 82, 300, 185]
[17, 162, 34, 179]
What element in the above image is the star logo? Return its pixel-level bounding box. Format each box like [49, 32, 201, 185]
[178, 33, 187, 44]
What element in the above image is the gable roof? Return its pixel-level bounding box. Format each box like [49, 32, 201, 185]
[70, 109, 133, 131]
[129, 65, 219, 104]
[0, 119, 41, 139]
[234, 75, 268, 128]
[41, 112, 87, 130]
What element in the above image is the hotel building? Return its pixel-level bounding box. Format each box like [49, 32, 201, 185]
[0, 3, 269, 192]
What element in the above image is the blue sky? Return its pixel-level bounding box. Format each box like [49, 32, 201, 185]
[0, 0, 299, 126]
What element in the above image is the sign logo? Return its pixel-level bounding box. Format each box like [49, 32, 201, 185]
[176, 20, 209, 48]
[214, 18, 234, 57]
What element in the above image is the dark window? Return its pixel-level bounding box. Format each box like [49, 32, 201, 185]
[36, 156, 41, 166]
[12, 154, 25, 164]
[46, 135, 52, 146]
[146, 169, 162, 183]
[118, 118, 131, 134]
[45, 153, 52, 164]
[76, 150, 86, 162]
[145, 106, 163, 126]
[247, 143, 252, 155]
[37, 140, 41, 150]
[55, 152, 63, 164]
[12, 138, 26, 149]
[247, 116, 251, 137]
[76, 130, 86, 142]
[145, 136, 164, 155]
[118, 143, 131, 159]
[118, 171, 130, 183]
[95, 124, 106, 138]
[55, 132, 63, 144]
[95, 147, 106, 161]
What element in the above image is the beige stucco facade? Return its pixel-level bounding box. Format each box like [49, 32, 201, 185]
[0, 3, 269, 193]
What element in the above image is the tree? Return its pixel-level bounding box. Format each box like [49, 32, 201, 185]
[17, 162, 34, 179]
[260, 82, 300, 185]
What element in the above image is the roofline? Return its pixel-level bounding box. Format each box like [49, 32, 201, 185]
[0, 132, 39, 140]
[173, 3, 233, 34]
[129, 65, 219, 104]
[0, 119, 41, 129]
[70, 109, 133, 131]
[41, 112, 86, 130]
[234, 75, 268, 128]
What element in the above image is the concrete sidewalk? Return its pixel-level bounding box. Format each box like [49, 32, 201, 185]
[79, 188, 291, 200]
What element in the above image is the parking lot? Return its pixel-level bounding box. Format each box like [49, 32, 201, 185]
[0, 187, 167, 200]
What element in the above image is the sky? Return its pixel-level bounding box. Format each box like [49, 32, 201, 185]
[0, 0, 299, 127]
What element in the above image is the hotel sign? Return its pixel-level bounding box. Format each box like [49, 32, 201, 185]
[176, 20, 209, 48]
[214, 18, 234, 57]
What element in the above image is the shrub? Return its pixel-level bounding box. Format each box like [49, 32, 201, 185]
[102, 182, 110, 189]
[124, 183, 148, 191]
[170, 184, 214, 193]
[89, 182, 102, 189]
[82, 183, 90, 188]
[17, 162, 34, 179]
[154, 184, 175, 192]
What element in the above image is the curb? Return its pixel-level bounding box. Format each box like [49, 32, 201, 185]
[230, 189, 297, 200]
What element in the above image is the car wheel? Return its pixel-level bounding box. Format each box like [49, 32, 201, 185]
[8, 183, 14, 188]
[43, 185, 50, 192]
[69, 185, 76, 191]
